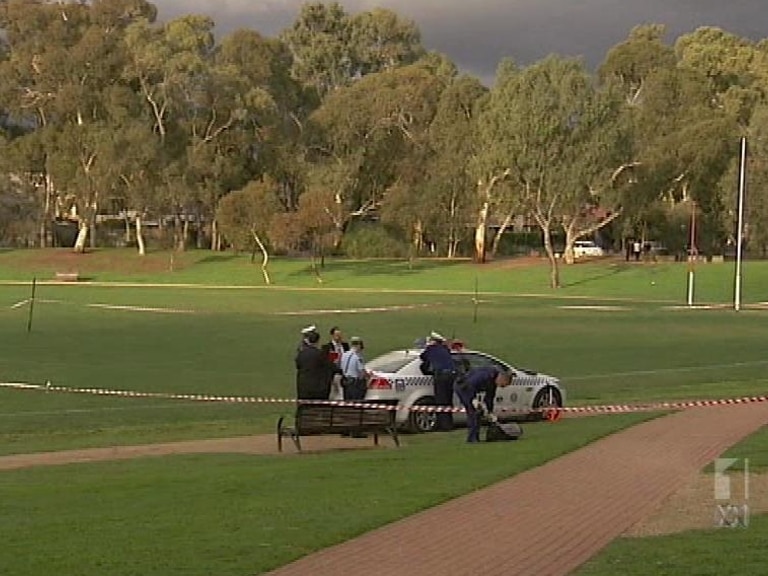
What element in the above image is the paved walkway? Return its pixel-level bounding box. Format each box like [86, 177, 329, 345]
[265, 402, 768, 576]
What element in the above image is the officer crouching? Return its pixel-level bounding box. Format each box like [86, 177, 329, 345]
[455, 367, 513, 443]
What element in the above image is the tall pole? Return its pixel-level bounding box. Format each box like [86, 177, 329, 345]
[735, 137, 747, 312]
[26, 277, 37, 333]
[687, 201, 697, 307]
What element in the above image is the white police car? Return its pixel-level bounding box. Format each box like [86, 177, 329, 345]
[363, 340, 566, 433]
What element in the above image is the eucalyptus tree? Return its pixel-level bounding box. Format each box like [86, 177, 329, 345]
[280, 2, 424, 102]
[601, 26, 741, 252]
[423, 74, 487, 257]
[477, 56, 635, 286]
[305, 59, 445, 248]
[216, 178, 282, 283]
[0, 0, 156, 249]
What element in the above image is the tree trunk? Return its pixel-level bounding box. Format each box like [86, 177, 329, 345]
[563, 220, 578, 265]
[310, 242, 323, 284]
[196, 212, 203, 249]
[447, 193, 457, 259]
[124, 215, 131, 245]
[210, 219, 218, 251]
[541, 225, 560, 289]
[89, 215, 96, 249]
[413, 219, 423, 253]
[474, 201, 489, 263]
[40, 173, 53, 248]
[181, 217, 189, 252]
[474, 169, 511, 263]
[490, 212, 514, 258]
[251, 230, 271, 285]
[73, 221, 89, 253]
[136, 216, 146, 256]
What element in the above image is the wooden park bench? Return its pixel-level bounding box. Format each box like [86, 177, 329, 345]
[54, 271, 80, 282]
[276, 400, 400, 452]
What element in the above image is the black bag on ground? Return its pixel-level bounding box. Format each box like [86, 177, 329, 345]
[486, 421, 523, 442]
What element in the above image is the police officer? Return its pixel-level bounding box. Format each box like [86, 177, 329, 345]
[296, 325, 319, 353]
[419, 331, 457, 431]
[295, 330, 338, 400]
[455, 366, 513, 443]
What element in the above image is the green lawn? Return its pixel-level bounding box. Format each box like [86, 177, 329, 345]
[0, 413, 654, 576]
[719, 425, 768, 472]
[2, 248, 768, 304]
[576, 513, 767, 576]
[1, 250, 767, 576]
[1, 254, 767, 454]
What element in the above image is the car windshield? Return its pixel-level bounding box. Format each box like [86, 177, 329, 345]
[367, 351, 417, 373]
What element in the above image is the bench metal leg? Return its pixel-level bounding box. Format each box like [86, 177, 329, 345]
[389, 427, 400, 447]
[277, 417, 285, 452]
[373, 433, 379, 447]
[292, 432, 302, 452]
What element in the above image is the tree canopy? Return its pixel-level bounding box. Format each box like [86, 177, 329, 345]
[1, 1, 766, 287]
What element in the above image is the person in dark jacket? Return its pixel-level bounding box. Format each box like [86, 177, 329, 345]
[295, 331, 338, 400]
[296, 325, 319, 353]
[419, 332, 457, 431]
[455, 366, 513, 443]
[320, 326, 350, 365]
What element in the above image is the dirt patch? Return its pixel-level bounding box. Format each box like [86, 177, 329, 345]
[624, 472, 765, 537]
[7, 249, 198, 277]
[0, 434, 395, 471]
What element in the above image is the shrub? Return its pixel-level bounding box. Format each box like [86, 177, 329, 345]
[340, 223, 409, 258]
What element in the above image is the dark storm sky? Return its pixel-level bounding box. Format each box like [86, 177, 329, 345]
[151, 0, 767, 83]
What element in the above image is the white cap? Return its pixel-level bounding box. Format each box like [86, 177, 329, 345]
[429, 331, 445, 342]
[301, 325, 317, 335]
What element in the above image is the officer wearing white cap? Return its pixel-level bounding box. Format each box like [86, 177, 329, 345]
[297, 325, 319, 353]
[419, 331, 457, 431]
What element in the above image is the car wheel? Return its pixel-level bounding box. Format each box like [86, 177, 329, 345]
[407, 397, 437, 433]
[529, 386, 563, 421]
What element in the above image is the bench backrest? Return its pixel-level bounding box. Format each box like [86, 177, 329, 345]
[296, 404, 394, 433]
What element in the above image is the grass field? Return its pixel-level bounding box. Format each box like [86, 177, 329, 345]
[575, 513, 768, 576]
[2, 247, 768, 303]
[1, 250, 767, 454]
[1, 249, 767, 575]
[0, 413, 654, 576]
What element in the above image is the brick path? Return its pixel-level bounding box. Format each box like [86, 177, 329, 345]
[265, 402, 768, 576]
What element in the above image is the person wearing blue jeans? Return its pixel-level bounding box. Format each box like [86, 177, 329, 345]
[455, 366, 513, 443]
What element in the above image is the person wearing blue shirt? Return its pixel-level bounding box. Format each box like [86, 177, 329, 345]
[419, 332, 457, 431]
[455, 366, 513, 443]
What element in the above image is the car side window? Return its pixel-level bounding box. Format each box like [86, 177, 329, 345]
[454, 353, 505, 372]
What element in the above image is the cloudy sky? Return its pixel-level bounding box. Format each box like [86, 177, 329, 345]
[151, 0, 766, 84]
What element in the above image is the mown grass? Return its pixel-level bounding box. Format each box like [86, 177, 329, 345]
[2, 248, 768, 304]
[576, 513, 768, 576]
[0, 261, 766, 454]
[0, 412, 654, 576]
[0, 250, 766, 576]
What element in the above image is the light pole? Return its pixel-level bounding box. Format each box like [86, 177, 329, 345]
[734, 137, 747, 312]
[687, 200, 697, 308]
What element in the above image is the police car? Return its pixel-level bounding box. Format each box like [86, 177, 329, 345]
[363, 340, 565, 433]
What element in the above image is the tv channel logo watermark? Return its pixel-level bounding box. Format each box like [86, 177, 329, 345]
[713, 458, 749, 528]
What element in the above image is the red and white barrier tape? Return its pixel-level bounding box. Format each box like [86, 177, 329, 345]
[1, 381, 767, 418]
